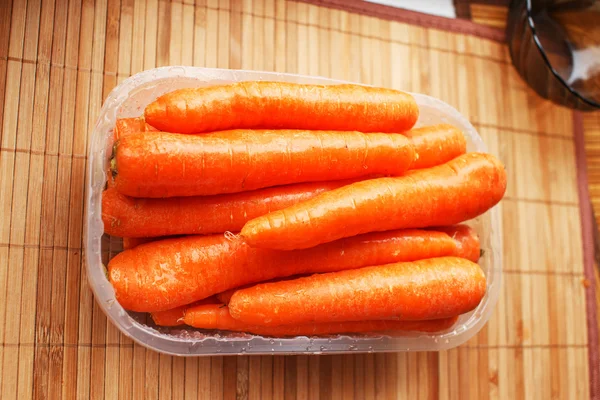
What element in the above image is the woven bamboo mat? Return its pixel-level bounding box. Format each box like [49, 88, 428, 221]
[0, 0, 598, 398]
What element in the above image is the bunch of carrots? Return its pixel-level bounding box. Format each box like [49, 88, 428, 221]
[103, 81, 506, 338]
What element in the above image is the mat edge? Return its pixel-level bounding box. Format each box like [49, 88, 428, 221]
[296, 0, 506, 42]
[573, 111, 600, 400]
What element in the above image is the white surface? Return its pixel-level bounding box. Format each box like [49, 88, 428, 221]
[365, 0, 457, 19]
[567, 45, 600, 85]
[86, 67, 501, 356]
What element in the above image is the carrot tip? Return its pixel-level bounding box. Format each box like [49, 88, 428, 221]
[144, 99, 166, 122]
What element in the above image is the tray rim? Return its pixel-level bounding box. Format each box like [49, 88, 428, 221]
[85, 66, 503, 356]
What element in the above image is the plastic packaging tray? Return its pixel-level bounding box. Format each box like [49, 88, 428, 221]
[85, 67, 502, 356]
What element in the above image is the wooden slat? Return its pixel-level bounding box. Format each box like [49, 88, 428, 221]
[584, 113, 600, 242]
[470, 4, 508, 30]
[247, 356, 261, 399]
[7, 0, 27, 61]
[0, 0, 596, 399]
[145, 349, 160, 399]
[295, 2, 308, 76]
[144, 0, 158, 70]
[172, 355, 186, 400]
[0, 0, 13, 64]
[2, 2, 42, 396]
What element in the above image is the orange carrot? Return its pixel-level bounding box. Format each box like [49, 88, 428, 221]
[215, 225, 479, 304]
[114, 117, 158, 140]
[241, 152, 506, 250]
[144, 82, 419, 134]
[106, 123, 455, 193]
[111, 130, 415, 198]
[108, 225, 479, 312]
[102, 180, 354, 238]
[229, 257, 486, 326]
[150, 305, 187, 326]
[215, 275, 307, 304]
[183, 304, 459, 337]
[151, 296, 219, 327]
[108, 118, 157, 189]
[407, 124, 467, 169]
[432, 224, 481, 263]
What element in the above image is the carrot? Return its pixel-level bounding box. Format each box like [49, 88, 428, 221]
[106, 123, 455, 192]
[108, 118, 158, 189]
[150, 296, 219, 327]
[215, 224, 479, 304]
[407, 124, 467, 169]
[241, 152, 506, 250]
[432, 224, 480, 263]
[150, 305, 187, 326]
[228, 257, 486, 326]
[102, 180, 354, 238]
[215, 275, 307, 304]
[108, 225, 479, 312]
[144, 82, 419, 134]
[114, 117, 158, 140]
[183, 304, 459, 337]
[111, 130, 415, 198]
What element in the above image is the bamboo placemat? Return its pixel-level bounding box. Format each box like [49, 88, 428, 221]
[1, 0, 598, 398]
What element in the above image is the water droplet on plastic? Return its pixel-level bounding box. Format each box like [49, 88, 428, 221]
[444, 339, 450, 344]
[169, 66, 186, 75]
[368, 346, 374, 353]
[271, 348, 275, 352]
[240, 348, 246, 353]
[188, 342, 201, 353]
[327, 338, 332, 343]
[348, 345, 357, 351]
[269, 339, 275, 345]
[319, 346, 326, 351]
[433, 338, 439, 344]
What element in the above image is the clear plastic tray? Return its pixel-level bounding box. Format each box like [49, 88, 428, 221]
[85, 67, 502, 356]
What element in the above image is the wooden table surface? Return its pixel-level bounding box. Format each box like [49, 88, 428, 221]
[0, 0, 598, 399]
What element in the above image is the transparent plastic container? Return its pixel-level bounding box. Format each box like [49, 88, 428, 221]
[85, 67, 502, 356]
